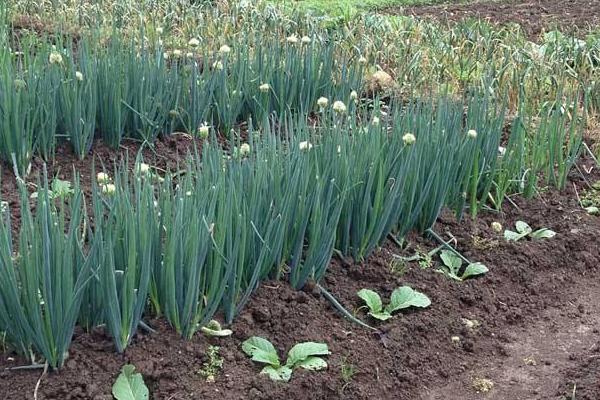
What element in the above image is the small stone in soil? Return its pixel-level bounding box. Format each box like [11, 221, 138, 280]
[252, 307, 271, 323]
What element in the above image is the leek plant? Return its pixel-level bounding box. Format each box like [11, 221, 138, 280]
[0, 174, 91, 368]
[178, 53, 215, 135]
[91, 167, 158, 352]
[540, 97, 583, 190]
[152, 154, 223, 339]
[123, 45, 180, 143]
[96, 39, 130, 148]
[59, 44, 98, 159]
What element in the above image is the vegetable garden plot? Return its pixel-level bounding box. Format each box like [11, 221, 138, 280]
[0, 0, 599, 398]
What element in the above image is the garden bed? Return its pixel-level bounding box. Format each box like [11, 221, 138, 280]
[0, 137, 598, 399]
[386, 0, 600, 39]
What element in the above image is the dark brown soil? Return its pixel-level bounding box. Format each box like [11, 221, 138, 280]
[560, 342, 600, 400]
[385, 0, 600, 40]
[0, 138, 599, 399]
[0, 134, 202, 235]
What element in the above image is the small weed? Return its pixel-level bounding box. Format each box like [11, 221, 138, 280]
[392, 246, 434, 270]
[340, 357, 356, 390]
[461, 318, 481, 331]
[581, 181, 600, 215]
[471, 235, 498, 251]
[389, 258, 407, 276]
[418, 250, 433, 269]
[472, 377, 494, 393]
[523, 355, 537, 366]
[199, 345, 224, 383]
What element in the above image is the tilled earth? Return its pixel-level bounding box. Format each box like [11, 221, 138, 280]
[385, 0, 600, 40]
[0, 135, 599, 399]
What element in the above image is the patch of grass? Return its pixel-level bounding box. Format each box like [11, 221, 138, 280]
[269, 0, 455, 18]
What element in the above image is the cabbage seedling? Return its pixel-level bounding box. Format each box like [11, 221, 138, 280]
[241, 337, 330, 382]
[503, 221, 556, 241]
[112, 365, 149, 400]
[438, 250, 488, 281]
[586, 206, 599, 215]
[357, 286, 431, 321]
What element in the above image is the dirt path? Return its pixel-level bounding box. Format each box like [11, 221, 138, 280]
[423, 273, 600, 399]
[383, 0, 600, 40]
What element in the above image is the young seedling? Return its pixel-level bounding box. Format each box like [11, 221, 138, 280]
[30, 178, 74, 200]
[357, 286, 431, 321]
[112, 365, 149, 400]
[580, 180, 600, 215]
[241, 337, 330, 382]
[340, 357, 356, 392]
[438, 250, 488, 281]
[393, 245, 442, 270]
[199, 345, 224, 382]
[503, 221, 556, 241]
[200, 320, 233, 337]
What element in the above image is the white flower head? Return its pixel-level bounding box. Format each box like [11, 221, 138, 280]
[350, 90, 358, 100]
[467, 129, 478, 139]
[299, 141, 313, 151]
[49, 52, 63, 65]
[287, 34, 299, 44]
[186, 52, 194, 58]
[188, 38, 200, 48]
[372, 116, 380, 126]
[172, 49, 182, 57]
[156, 27, 164, 35]
[137, 163, 150, 174]
[219, 44, 231, 54]
[301, 36, 311, 44]
[75, 71, 83, 81]
[96, 172, 111, 184]
[332, 101, 347, 114]
[402, 133, 416, 146]
[198, 123, 210, 139]
[163, 52, 169, 60]
[213, 60, 223, 70]
[101, 183, 116, 195]
[239, 143, 251, 156]
[317, 97, 329, 109]
[259, 83, 271, 93]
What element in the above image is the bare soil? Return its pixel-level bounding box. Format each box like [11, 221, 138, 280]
[0, 135, 599, 399]
[385, 0, 600, 40]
